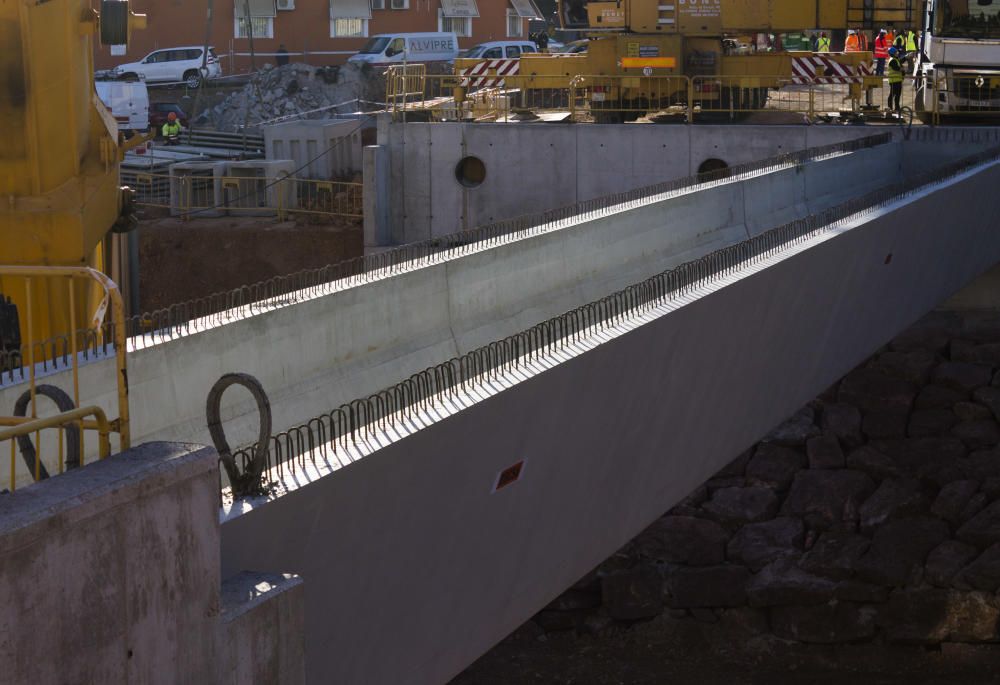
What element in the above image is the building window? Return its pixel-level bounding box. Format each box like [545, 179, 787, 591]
[234, 16, 274, 39]
[506, 9, 523, 37]
[438, 11, 472, 37]
[331, 18, 368, 37]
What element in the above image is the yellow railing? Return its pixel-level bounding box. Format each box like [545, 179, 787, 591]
[387, 72, 999, 124]
[133, 174, 363, 219]
[0, 406, 113, 489]
[0, 266, 129, 491]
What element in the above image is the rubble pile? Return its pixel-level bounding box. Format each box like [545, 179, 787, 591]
[199, 62, 386, 132]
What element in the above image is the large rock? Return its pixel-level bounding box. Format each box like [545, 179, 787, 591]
[845, 445, 900, 480]
[925, 540, 980, 588]
[874, 348, 938, 384]
[872, 437, 968, 474]
[954, 543, 1000, 592]
[745, 443, 806, 491]
[964, 448, 1000, 480]
[799, 531, 870, 580]
[838, 368, 917, 413]
[960, 493, 990, 526]
[862, 410, 909, 440]
[746, 559, 836, 607]
[952, 419, 1000, 449]
[907, 409, 958, 438]
[933, 362, 993, 393]
[764, 406, 820, 446]
[702, 487, 779, 528]
[880, 590, 1000, 644]
[664, 565, 750, 609]
[727, 518, 804, 572]
[953, 339, 1000, 367]
[781, 470, 876, 529]
[973, 386, 1000, 423]
[957, 501, 1000, 548]
[634, 516, 729, 566]
[771, 602, 877, 644]
[914, 384, 967, 410]
[858, 477, 927, 533]
[954, 401, 993, 422]
[806, 434, 845, 470]
[602, 567, 663, 621]
[931, 480, 982, 525]
[820, 403, 864, 450]
[855, 516, 950, 586]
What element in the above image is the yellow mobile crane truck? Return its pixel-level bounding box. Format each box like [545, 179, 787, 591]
[455, 0, 919, 122]
[1, 0, 146, 346]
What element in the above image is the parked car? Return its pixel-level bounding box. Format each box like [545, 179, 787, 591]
[148, 102, 189, 133]
[348, 33, 459, 66]
[113, 46, 222, 88]
[94, 79, 149, 133]
[559, 40, 590, 54]
[458, 41, 539, 60]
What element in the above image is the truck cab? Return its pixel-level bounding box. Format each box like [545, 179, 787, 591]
[917, 0, 1000, 118]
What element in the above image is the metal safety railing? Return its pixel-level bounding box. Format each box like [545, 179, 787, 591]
[133, 173, 363, 219]
[386, 72, 1000, 124]
[0, 267, 129, 491]
[225, 141, 1000, 493]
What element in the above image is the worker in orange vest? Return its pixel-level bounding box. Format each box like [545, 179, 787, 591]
[874, 28, 890, 75]
[845, 29, 861, 52]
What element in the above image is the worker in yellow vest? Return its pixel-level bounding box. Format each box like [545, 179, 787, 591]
[817, 32, 831, 52]
[161, 111, 182, 144]
[887, 47, 904, 114]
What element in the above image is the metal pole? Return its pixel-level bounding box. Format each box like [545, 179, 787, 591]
[243, 0, 257, 73]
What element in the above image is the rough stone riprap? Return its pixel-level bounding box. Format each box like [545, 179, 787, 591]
[524, 312, 1000, 648]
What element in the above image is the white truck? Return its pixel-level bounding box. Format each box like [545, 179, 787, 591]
[916, 0, 1000, 120]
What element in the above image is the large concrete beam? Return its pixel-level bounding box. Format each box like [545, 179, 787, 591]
[0, 146, 898, 474]
[220, 161, 1000, 685]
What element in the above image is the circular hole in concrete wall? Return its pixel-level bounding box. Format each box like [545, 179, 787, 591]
[455, 156, 487, 189]
[697, 158, 730, 176]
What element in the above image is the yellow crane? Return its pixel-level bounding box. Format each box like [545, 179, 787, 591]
[0, 0, 146, 346]
[454, 0, 917, 121]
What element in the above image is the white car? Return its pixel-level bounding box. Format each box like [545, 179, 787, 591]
[113, 46, 222, 88]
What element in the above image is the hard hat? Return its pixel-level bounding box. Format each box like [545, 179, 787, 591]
[847, 29, 855, 34]
[879, 28, 887, 34]
[168, 112, 177, 121]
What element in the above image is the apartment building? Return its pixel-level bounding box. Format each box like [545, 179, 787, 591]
[94, 0, 544, 72]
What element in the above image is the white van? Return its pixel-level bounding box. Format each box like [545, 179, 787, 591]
[459, 41, 539, 59]
[95, 80, 149, 133]
[348, 32, 459, 66]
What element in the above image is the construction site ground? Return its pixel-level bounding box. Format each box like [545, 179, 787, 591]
[137, 210, 362, 312]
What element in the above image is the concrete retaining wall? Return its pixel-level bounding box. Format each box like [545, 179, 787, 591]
[371, 122, 999, 245]
[220, 161, 1000, 685]
[0, 146, 900, 469]
[0, 443, 219, 683]
[0, 442, 306, 684]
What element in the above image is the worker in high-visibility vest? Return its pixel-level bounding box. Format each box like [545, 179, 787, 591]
[845, 29, 861, 52]
[887, 47, 904, 113]
[161, 111, 182, 144]
[874, 29, 890, 75]
[905, 28, 918, 61]
[817, 32, 831, 52]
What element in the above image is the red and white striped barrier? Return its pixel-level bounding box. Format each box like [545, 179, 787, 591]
[791, 56, 873, 84]
[459, 59, 519, 89]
